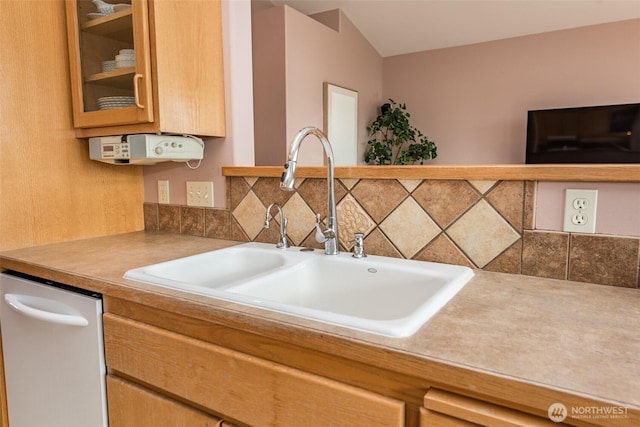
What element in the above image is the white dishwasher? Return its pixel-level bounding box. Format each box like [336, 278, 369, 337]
[0, 271, 108, 427]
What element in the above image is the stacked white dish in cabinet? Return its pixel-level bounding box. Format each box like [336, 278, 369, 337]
[115, 48, 135, 68]
[101, 60, 116, 72]
[99, 49, 135, 73]
[98, 96, 135, 110]
[91, 0, 130, 15]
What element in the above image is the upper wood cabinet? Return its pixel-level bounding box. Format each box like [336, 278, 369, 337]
[65, 0, 225, 138]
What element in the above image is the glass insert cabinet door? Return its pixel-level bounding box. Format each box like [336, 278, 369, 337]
[65, 0, 154, 129]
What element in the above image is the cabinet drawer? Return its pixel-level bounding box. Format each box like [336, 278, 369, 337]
[107, 375, 233, 426]
[423, 389, 556, 426]
[420, 407, 477, 426]
[104, 314, 404, 426]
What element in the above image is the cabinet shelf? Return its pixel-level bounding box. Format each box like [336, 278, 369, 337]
[82, 9, 133, 42]
[85, 67, 135, 89]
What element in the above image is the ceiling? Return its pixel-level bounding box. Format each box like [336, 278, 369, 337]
[272, 0, 640, 57]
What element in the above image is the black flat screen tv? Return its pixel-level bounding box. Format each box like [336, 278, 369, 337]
[525, 103, 640, 164]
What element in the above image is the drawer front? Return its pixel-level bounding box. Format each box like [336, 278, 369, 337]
[424, 389, 556, 426]
[420, 407, 478, 426]
[104, 314, 404, 426]
[107, 375, 230, 426]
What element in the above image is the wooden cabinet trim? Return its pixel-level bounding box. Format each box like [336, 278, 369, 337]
[221, 165, 640, 182]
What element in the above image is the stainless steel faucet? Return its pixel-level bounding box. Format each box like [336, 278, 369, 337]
[280, 127, 339, 255]
[264, 203, 290, 248]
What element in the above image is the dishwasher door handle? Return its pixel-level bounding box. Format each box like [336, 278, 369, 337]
[4, 294, 89, 327]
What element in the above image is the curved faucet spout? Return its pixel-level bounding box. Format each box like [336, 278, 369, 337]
[280, 127, 339, 255]
[264, 203, 290, 249]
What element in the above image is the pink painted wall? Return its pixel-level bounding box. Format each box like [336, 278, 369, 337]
[383, 19, 640, 164]
[252, 5, 287, 166]
[536, 182, 640, 237]
[252, 5, 383, 166]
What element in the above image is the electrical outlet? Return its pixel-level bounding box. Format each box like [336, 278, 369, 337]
[563, 189, 597, 233]
[158, 180, 170, 204]
[186, 181, 214, 207]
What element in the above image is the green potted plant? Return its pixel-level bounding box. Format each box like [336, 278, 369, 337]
[364, 99, 437, 165]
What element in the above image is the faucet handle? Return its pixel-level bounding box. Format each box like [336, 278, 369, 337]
[277, 217, 290, 248]
[351, 232, 367, 258]
[264, 204, 275, 229]
[314, 213, 327, 243]
[265, 203, 290, 249]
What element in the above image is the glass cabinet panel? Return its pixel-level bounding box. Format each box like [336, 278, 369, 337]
[67, 0, 153, 129]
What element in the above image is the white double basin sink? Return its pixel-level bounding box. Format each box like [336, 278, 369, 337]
[124, 242, 474, 338]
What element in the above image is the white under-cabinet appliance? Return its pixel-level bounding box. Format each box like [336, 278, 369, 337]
[0, 271, 108, 427]
[89, 133, 204, 165]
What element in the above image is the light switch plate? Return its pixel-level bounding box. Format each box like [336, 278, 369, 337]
[186, 181, 214, 207]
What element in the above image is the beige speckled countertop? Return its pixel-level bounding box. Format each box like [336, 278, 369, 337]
[1, 231, 639, 422]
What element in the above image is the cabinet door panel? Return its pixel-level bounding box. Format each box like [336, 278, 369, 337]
[104, 314, 405, 427]
[149, 0, 225, 136]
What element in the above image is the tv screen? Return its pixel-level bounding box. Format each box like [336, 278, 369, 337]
[525, 103, 640, 164]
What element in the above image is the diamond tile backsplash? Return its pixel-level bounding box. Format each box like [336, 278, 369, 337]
[144, 176, 640, 289]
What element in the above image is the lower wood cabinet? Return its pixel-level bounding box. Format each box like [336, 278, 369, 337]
[420, 388, 558, 426]
[103, 313, 405, 426]
[107, 375, 232, 426]
[102, 302, 612, 427]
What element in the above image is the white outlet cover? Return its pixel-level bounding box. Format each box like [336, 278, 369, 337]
[158, 180, 170, 204]
[563, 189, 597, 233]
